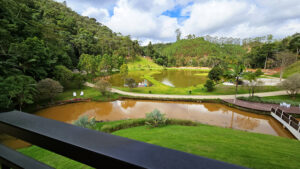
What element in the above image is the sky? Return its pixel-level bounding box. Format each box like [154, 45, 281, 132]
[56, 0, 300, 45]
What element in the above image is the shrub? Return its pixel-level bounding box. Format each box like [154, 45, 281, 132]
[204, 79, 214, 92]
[73, 115, 96, 129]
[37, 78, 63, 102]
[100, 119, 146, 133]
[208, 66, 223, 83]
[145, 109, 167, 127]
[53, 65, 73, 85]
[125, 78, 137, 88]
[95, 79, 111, 96]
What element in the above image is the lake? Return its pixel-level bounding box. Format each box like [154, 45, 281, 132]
[1, 100, 294, 149]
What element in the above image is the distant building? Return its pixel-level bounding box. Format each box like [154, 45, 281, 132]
[63, 1, 67, 6]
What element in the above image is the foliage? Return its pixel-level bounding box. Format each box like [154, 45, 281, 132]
[0, 0, 142, 110]
[225, 64, 245, 100]
[280, 73, 300, 97]
[100, 119, 146, 133]
[208, 66, 223, 83]
[125, 78, 137, 88]
[120, 64, 128, 80]
[0, 75, 37, 111]
[53, 65, 73, 83]
[289, 33, 300, 55]
[95, 79, 111, 96]
[36, 78, 63, 102]
[156, 38, 246, 67]
[243, 69, 264, 97]
[73, 115, 96, 129]
[8, 37, 54, 80]
[204, 80, 215, 92]
[68, 73, 86, 89]
[145, 109, 167, 127]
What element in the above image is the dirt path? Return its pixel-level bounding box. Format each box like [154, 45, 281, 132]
[85, 82, 287, 99]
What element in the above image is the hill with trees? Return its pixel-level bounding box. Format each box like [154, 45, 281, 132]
[145, 37, 246, 67]
[0, 0, 142, 111]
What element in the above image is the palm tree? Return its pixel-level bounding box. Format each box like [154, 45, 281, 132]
[225, 64, 245, 103]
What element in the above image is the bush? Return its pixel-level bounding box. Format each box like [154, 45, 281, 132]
[73, 115, 96, 129]
[204, 79, 214, 92]
[208, 66, 222, 83]
[95, 79, 111, 96]
[100, 119, 146, 133]
[145, 109, 167, 127]
[37, 78, 63, 102]
[125, 78, 137, 88]
[53, 65, 73, 84]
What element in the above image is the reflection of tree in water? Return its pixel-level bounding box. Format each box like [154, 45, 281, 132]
[121, 100, 137, 109]
[203, 103, 221, 112]
[235, 116, 260, 130]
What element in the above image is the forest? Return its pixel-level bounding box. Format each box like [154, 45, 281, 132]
[0, 0, 142, 111]
[145, 33, 300, 68]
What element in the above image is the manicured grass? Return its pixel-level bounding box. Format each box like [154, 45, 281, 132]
[114, 125, 300, 169]
[127, 56, 162, 71]
[18, 123, 300, 169]
[117, 84, 280, 95]
[239, 94, 300, 106]
[54, 86, 120, 102]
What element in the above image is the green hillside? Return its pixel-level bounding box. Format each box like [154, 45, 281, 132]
[156, 38, 246, 67]
[0, 0, 141, 75]
[284, 60, 300, 77]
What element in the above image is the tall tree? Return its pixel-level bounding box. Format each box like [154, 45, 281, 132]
[3, 75, 37, 111]
[175, 28, 181, 41]
[289, 33, 300, 60]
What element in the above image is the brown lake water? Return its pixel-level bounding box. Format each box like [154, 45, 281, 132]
[152, 70, 207, 87]
[1, 100, 295, 149]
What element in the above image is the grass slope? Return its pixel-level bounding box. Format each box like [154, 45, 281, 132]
[19, 123, 299, 169]
[127, 56, 162, 71]
[114, 125, 300, 169]
[283, 60, 300, 78]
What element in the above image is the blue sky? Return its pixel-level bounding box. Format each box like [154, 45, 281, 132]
[56, 0, 300, 45]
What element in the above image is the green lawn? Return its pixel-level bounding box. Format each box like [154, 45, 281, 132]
[54, 86, 120, 102]
[239, 94, 300, 106]
[127, 56, 163, 71]
[117, 83, 280, 95]
[18, 123, 300, 169]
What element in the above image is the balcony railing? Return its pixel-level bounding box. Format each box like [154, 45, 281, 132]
[0, 111, 246, 169]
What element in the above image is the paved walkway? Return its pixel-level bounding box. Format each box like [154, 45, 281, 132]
[85, 82, 287, 99]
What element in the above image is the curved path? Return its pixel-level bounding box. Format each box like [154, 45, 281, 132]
[85, 82, 287, 99]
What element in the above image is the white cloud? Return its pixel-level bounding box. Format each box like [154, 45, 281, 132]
[104, 0, 178, 42]
[56, 0, 300, 43]
[82, 7, 110, 22]
[181, 0, 250, 36]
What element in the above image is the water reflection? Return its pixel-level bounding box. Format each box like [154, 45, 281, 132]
[152, 70, 208, 87]
[1, 100, 294, 149]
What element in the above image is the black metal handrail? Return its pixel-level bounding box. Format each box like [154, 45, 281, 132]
[0, 143, 53, 169]
[0, 111, 246, 169]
